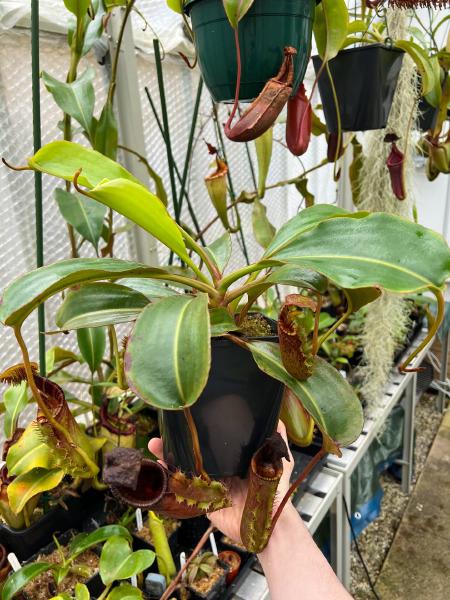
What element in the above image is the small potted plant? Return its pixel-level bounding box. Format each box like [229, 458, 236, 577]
[168, 0, 317, 103]
[186, 552, 227, 600]
[1, 141, 448, 554]
[0, 525, 138, 600]
[312, 0, 438, 133]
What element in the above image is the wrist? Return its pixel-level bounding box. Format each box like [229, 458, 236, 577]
[258, 502, 307, 561]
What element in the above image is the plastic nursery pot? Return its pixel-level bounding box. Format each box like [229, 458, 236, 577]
[187, 558, 229, 600]
[160, 332, 284, 479]
[17, 529, 103, 600]
[312, 44, 404, 133]
[185, 0, 316, 103]
[218, 550, 241, 585]
[0, 489, 104, 561]
[418, 97, 439, 132]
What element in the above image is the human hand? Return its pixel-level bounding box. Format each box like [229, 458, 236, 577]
[148, 420, 294, 545]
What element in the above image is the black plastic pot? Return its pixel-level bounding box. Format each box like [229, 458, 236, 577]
[185, 0, 316, 103]
[17, 529, 103, 600]
[418, 97, 439, 132]
[0, 489, 104, 561]
[160, 334, 284, 479]
[313, 44, 404, 133]
[188, 558, 229, 600]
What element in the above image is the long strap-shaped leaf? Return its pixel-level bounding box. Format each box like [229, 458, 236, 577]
[0, 258, 202, 328]
[247, 341, 363, 454]
[265, 213, 450, 292]
[125, 295, 211, 410]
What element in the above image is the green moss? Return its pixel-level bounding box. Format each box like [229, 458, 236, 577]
[239, 313, 274, 338]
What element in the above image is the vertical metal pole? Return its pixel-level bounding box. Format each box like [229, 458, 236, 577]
[341, 475, 352, 590]
[31, 0, 46, 375]
[330, 474, 344, 582]
[401, 374, 417, 495]
[438, 328, 449, 413]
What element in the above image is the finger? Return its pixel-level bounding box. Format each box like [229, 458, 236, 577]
[148, 437, 164, 459]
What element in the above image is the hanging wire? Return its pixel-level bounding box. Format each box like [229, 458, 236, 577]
[31, 0, 46, 375]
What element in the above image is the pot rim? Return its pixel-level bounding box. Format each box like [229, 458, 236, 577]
[184, 0, 321, 17]
[313, 42, 404, 62]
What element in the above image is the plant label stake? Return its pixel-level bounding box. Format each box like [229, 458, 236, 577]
[180, 552, 187, 581]
[7, 553, 21, 573]
[136, 508, 144, 531]
[209, 532, 218, 557]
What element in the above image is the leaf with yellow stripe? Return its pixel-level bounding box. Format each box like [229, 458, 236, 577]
[7, 468, 65, 514]
[125, 295, 211, 410]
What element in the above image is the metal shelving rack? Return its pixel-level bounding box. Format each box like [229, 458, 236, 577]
[229, 467, 344, 600]
[326, 328, 434, 589]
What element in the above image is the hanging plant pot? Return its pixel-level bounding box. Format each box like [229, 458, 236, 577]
[160, 324, 284, 479]
[417, 97, 439, 132]
[185, 0, 317, 103]
[312, 44, 404, 133]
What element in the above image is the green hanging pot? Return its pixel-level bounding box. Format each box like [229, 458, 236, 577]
[185, 0, 317, 103]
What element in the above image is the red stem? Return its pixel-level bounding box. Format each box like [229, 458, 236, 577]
[160, 523, 215, 600]
[225, 27, 242, 131]
[269, 447, 327, 536]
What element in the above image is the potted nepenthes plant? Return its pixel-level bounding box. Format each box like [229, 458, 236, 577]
[312, 0, 438, 133]
[1, 526, 154, 600]
[168, 0, 317, 103]
[1, 141, 449, 557]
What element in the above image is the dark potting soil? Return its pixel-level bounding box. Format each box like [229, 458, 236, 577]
[238, 313, 273, 338]
[188, 564, 226, 597]
[22, 547, 99, 600]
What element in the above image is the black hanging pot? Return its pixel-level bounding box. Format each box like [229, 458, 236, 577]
[312, 43, 404, 133]
[160, 328, 284, 479]
[184, 0, 317, 103]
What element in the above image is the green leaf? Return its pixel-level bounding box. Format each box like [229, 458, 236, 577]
[75, 584, 91, 600]
[99, 536, 155, 586]
[3, 382, 28, 439]
[119, 278, 179, 300]
[0, 258, 174, 327]
[55, 189, 106, 250]
[252, 199, 276, 249]
[210, 308, 238, 336]
[344, 287, 381, 312]
[255, 128, 273, 198]
[222, 0, 255, 28]
[204, 233, 232, 274]
[107, 584, 143, 600]
[46, 346, 81, 374]
[80, 179, 189, 263]
[76, 327, 106, 372]
[265, 213, 450, 293]
[63, 0, 90, 18]
[424, 54, 443, 109]
[125, 295, 211, 410]
[263, 205, 355, 259]
[56, 283, 150, 330]
[166, 0, 184, 14]
[93, 101, 118, 160]
[6, 421, 58, 476]
[247, 343, 363, 449]
[7, 468, 65, 514]
[69, 525, 132, 558]
[28, 141, 140, 189]
[82, 0, 105, 56]
[395, 40, 436, 96]
[266, 265, 328, 293]
[295, 178, 315, 208]
[42, 69, 95, 138]
[314, 0, 349, 61]
[1, 563, 53, 600]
